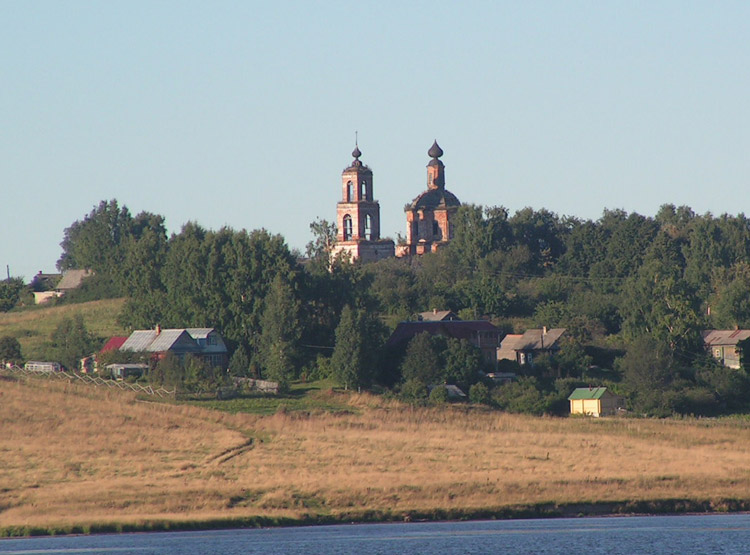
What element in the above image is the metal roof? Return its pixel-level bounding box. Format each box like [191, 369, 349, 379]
[701, 329, 750, 347]
[120, 328, 228, 356]
[387, 320, 500, 348]
[56, 269, 93, 290]
[514, 328, 566, 351]
[568, 387, 609, 400]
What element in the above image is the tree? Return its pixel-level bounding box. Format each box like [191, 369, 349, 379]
[0, 336, 22, 364]
[330, 305, 364, 390]
[469, 382, 491, 405]
[228, 345, 251, 377]
[617, 336, 678, 416]
[400, 333, 442, 386]
[257, 274, 301, 390]
[57, 199, 132, 274]
[305, 218, 337, 272]
[150, 352, 183, 388]
[442, 338, 484, 391]
[0, 278, 24, 312]
[48, 315, 99, 371]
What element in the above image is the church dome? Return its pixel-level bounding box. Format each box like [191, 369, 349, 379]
[428, 140, 444, 159]
[407, 188, 461, 211]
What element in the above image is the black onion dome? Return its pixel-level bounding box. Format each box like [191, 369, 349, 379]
[428, 140, 443, 159]
[408, 188, 461, 211]
[352, 145, 362, 159]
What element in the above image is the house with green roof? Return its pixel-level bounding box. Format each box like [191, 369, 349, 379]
[568, 387, 625, 417]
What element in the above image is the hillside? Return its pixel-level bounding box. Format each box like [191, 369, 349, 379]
[3, 374, 750, 535]
[0, 298, 127, 361]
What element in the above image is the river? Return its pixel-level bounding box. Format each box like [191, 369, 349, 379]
[2, 514, 750, 554]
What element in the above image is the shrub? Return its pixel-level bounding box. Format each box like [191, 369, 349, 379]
[469, 382, 491, 405]
[400, 378, 428, 404]
[429, 385, 449, 404]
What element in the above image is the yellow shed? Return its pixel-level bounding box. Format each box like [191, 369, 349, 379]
[568, 387, 624, 417]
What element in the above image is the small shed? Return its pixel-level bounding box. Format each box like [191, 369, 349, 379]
[568, 387, 624, 417]
[106, 363, 148, 380]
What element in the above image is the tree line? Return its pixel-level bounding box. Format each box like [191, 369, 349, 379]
[6, 198, 750, 415]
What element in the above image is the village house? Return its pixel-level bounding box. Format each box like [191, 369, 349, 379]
[119, 326, 228, 368]
[417, 309, 460, 322]
[31, 269, 93, 304]
[568, 387, 625, 417]
[701, 329, 750, 369]
[497, 327, 566, 367]
[386, 317, 501, 368]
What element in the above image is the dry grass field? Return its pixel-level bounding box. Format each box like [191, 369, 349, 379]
[3, 373, 750, 533]
[0, 298, 127, 360]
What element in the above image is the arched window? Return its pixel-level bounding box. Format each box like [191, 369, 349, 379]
[346, 181, 353, 202]
[360, 180, 367, 200]
[343, 215, 353, 241]
[432, 221, 439, 238]
[364, 214, 372, 240]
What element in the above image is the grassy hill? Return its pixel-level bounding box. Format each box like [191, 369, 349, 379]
[3, 374, 750, 535]
[0, 298, 127, 361]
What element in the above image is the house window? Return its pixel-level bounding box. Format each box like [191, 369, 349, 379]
[346, 181, 353, 202]
[364, 214, 372, 240]
[343, 215, 353, 240]
[714, 348, 722, 358]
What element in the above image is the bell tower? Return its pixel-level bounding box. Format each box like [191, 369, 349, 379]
[332, 143, 394, 263]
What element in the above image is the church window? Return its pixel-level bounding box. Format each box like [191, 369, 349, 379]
[412, 221, 419, 239]
[343, 215, 353, 240]
[364, 214, 372, 240]
[346, 181, 353, 202]
[360, 180, 367, 200]
[432, 221, 439, 238]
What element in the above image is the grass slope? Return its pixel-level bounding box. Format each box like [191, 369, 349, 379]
[3, 373, 750, 535]
[0, 298, 127, 360]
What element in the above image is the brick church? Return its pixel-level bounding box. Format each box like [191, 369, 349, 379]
[331, 140, 461, 263]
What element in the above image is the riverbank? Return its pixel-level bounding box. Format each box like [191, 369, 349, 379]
[4, 498, 750, 538]
[4, 376, 750, 537]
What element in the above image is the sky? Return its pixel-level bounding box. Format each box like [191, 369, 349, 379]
[3, 1, 750, 281]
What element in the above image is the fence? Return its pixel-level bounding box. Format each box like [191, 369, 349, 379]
[2, 364, 176, 398]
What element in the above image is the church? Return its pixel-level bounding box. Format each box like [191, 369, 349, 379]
[331, 141, 461, 263]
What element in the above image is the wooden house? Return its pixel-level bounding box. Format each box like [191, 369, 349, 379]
[701, 329, 750, 369]
[568, 387, 624, 417]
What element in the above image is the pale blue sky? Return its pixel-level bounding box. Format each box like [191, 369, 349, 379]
[3, 2, 750, 281]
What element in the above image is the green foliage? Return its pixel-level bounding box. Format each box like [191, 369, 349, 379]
[400, 333, 442, 386]
[47, 314, 100, 371]
[617, 336, 678, 416]
[399, 378, 428, 404]
[305, 218, 337, 273]
[330, 305, 379, 391]
[0, 335, 22, 364]
[228, 345, 251, 377]
[428, 385, 449, 404]
[442, 338, 484, 391]
[492, 377, 549, 415]
[469, 382, 491, 405]
[258, 275, 302, 391]
[183, 354, 226, 393]
[0, 278, 24, 312]
[150, 352, 183, 388]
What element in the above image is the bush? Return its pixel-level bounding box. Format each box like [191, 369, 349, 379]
[429, 385, 449, 404]
[469, 382, 491, 405]
[400, 378, 428, 404]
